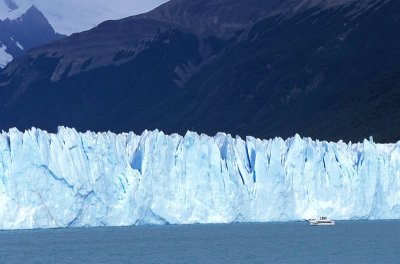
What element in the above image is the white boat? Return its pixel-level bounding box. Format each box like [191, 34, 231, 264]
[308, 217, 335, 226]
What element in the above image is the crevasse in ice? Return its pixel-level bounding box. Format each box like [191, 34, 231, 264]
[0, 127, 399, 229]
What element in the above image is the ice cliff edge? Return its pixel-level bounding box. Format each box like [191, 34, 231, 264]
[0, 127, 399, 229]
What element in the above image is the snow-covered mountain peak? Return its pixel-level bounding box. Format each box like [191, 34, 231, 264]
[0, 0, 169, 35]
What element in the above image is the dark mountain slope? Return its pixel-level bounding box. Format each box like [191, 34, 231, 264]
[139, 0, 400, 142]
[0, 29, 205, 131]
[1, 0, 289, 81]
[0, 0, 298, 131]
[0, 0, 400, 142]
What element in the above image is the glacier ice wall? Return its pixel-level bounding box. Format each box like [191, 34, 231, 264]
[0, 127, 399, 229]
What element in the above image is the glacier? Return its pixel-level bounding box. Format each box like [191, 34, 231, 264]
[0, 127, 399, 229]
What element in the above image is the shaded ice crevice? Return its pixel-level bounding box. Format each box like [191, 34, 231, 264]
[0, 127, 399, 229]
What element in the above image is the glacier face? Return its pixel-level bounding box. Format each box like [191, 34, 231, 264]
[0, 127, 399, 229]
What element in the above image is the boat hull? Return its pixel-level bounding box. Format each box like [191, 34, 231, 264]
[309, 220, 335, 226]
[309, 222, 335, 226]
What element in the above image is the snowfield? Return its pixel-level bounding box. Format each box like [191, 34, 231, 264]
[0, 43, 12, 67]
[0, 127, 399, 229]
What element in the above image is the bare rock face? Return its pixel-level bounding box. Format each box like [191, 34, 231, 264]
[146, 0, 287, 34]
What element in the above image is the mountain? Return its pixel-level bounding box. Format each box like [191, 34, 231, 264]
[0, 5, 63, 67]
[0, 127, 399, 229]
[0, 0, 292, 129]
[159, 0, 400, 142]
[0, 0, 168, 68]
[0, 0, 169, 35]
[0, 0, 399, 142]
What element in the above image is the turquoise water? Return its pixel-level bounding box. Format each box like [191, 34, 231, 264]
[0, 221, 399, 263]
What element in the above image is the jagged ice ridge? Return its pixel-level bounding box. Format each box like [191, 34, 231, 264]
[0, 127, 399, 229]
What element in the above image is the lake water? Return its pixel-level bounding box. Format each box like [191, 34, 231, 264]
[0, 221, 399, 263]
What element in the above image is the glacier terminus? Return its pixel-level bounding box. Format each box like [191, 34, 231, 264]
[0, 127, 399, 230]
